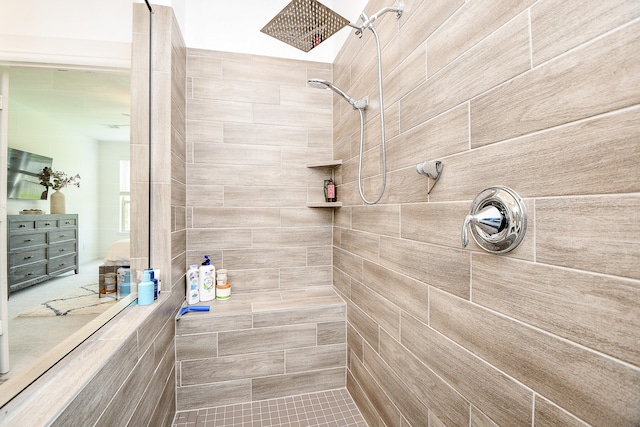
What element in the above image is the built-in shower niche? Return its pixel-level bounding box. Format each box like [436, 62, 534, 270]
[306, 160, 343, 208]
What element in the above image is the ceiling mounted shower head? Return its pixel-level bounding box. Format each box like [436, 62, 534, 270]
[261, 0, 350, 52]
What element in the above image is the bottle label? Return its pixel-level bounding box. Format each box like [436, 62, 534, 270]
[327, 184, 335, 199]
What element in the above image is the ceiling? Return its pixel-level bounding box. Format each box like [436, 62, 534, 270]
[3, 66, 131, 143]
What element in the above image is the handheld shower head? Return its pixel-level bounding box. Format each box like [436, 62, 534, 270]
[308, 78, 367, 110]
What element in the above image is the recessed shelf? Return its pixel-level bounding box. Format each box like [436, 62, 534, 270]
[306, 159, 342, 168]
[307, 202, 342, 208]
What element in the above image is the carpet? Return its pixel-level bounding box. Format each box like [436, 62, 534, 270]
[17, 284, 117, 317]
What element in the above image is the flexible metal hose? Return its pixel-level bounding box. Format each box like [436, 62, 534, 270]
[357, 25, 387, 205]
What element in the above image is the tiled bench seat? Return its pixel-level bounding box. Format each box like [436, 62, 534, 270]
[175, 287, 347, 412]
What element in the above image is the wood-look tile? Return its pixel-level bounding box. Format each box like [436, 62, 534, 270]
[252, 227, 331, 248]
[470, 405, 499, 427]
[181, 351, 284, 386]
[430, 289, 640, 427]
[186, 119, 223, 144]
[531, 0, 640, 65]
[401, 12, 530, 131]
[473, 254, 640, 366]
[217, 324, 317, 356]
[175, 333, 217, 361]
[347, 370, 379, 427]
[379, 236, 470, 299]
[253, 304, 345, 329]
[350, 352, 405, 427]
[187, 98, 253, 123]
[352, 204, 400, 237]
[378, 330, 471, 427]
[347, 298, 379, 352]
[306, 246, 332, 267]
[401, 312, 534, 426]
[223, 186, 307, 207]
[362, 260, 429, 324]
[433, 108, 640, 201]
[224, 122, 307, 147]
[186, 184, 223, 207]
[186, 229, 252, 251]
[285, 344, 346, 373]
[334, 246, 364, 282]
[222, 58, 308, 85]
[428, 0, 535, 75]
[191, 207, 280, 228]
[251, 368, 346, 401]
[223, 247, 307, 270]
[537, 195, 640, 280]
[339, 229, 380, 263]
[176, 379, 251, 411]
[401, 201, 471, 247]
[280, 207, 333, 227]
[253, 103, 332, 129]
[193, 142, 281, 165]
[471, 20, 640, 147]
[191, 78, 279, 104]
[280, 265, 332, 288]
[175, 312, 252, 336]
[351, 279, 400, 340]
[318, 321, 346, 346]
[534, 395, 590, 427]
[186, 50, 223, 79]
[228, 268, 280, 293]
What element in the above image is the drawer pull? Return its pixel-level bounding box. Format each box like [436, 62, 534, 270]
[24, 239, 33, 242]
[59, 263, 66, 267]
[59, 249, 66, 252]
[65, 221, 71, 224]
[24, 256, 33, 260]
[59, 234, 67, 238]
[19, 224, 26, 228]
[44, 222, 51, 226]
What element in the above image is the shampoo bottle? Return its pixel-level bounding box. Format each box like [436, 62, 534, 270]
[119, 270, 131, 297]
[186, 264, 200, 304]
[138, 270, 155, 306]
[199, 255, 216, 302]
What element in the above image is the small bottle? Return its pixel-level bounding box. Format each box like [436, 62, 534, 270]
[216, 269, 231, 300]
[199, 255, 216, 302]
[327, 178, 336, 202]
[186, 264, 200, 304]
[119, 270, 131, 297]
[117, 267, 130, 297]
[138, 270, 155, 306]
[104, 273, 117, 294]
[146, 268, 159, 300]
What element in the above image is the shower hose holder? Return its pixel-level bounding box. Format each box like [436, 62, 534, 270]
[461, 186, 527, 254]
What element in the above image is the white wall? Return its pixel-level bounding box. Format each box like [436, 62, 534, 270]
[0, 0, 133, 68]
[98, 141, 130, 258]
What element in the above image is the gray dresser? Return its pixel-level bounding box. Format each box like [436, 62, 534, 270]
[7, 214, 79, 294]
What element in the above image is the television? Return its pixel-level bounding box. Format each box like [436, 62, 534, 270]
[7, 147, 53, 200]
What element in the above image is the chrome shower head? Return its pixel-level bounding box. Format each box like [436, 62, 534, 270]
[261, 0, 350, 52]
[308, 78, 368, 110]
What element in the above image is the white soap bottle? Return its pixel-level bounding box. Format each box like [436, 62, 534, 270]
[199, 255, 216, 302]
[186, 264, 200, 304]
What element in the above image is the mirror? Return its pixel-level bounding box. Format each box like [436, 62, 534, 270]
[0, 0, 151, 405]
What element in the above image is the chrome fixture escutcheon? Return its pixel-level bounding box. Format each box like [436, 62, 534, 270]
[461, 186, 527, 254]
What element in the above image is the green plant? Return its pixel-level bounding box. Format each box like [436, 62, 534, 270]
[39, 167, 81, 191]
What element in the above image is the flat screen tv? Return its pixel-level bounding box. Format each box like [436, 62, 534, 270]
[7, 147, 53, 200]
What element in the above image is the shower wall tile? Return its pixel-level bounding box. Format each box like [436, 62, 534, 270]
[400, 11, 531, 131]
[224, 122, 308, 147]
[536, 195, 640, 280]
[180, 351, 285, 386]
[531, 0, 640, 65]
[191, 78, 280, 104]
[471, 20, 640, 147]
[192, 207, 280, 228]
[333, 0, 640, 426]
[472, 254, 640, 366]
[186, 229, 252, 251]
[251, 368, 345, 401]
[430, 288, 640, 427]
[427, 0, 535, 75]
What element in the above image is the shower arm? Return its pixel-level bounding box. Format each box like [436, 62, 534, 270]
[351, 3, 404, 37]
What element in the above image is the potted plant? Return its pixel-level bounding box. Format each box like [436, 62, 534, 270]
[39, 167, 81, 214]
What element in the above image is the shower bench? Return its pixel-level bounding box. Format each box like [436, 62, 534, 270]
[174, 287, 347, 412]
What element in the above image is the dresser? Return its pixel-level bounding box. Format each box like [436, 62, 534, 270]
[7, 214, 79, 294]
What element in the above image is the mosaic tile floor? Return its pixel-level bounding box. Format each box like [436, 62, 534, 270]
[172, 389, 367, 427]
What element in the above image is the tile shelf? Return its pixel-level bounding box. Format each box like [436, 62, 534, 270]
[306, 159, 342, 208]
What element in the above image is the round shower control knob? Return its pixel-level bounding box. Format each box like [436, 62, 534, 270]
[461, 186, 527, 254]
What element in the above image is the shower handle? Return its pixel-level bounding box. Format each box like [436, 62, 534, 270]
[461, 205, 504, 248]
[461, 186, 528, 254]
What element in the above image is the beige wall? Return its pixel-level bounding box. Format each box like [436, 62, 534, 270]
[184, 49, 334, 291]
[333, 0, 640, 426]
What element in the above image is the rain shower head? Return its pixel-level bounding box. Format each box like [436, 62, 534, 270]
[308, 78, 368, 110]
[261, 0, 350, 52]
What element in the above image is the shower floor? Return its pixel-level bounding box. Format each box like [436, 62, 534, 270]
[172, 389, 367, 427]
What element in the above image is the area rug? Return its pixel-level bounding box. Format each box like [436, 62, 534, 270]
[17, 284, 117, 317]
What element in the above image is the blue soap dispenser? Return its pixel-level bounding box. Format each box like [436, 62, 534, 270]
[138, 270, 154, 306]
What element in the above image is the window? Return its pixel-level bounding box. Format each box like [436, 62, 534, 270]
[120, 160, 130, 233]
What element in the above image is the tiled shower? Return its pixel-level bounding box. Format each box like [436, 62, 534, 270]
[3, 1, 638, 426]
